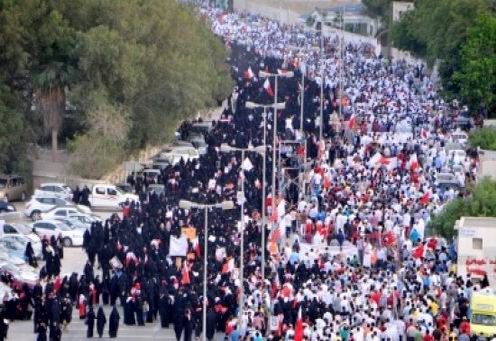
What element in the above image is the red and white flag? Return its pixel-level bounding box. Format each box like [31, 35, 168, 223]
[420, 191, 430, 205]
[348, 114, 356, 130]
[294, 307, 304, 341]
[222, 258, 235, 274]
[181, 262, 190, 285]
[244, 67, 255, 80]
[263, 78, 274, 97]
[421, 128, 429, 139]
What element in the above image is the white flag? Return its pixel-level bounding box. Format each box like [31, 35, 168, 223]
[169, 235, 188, 256]
[242, 157, 254, 172]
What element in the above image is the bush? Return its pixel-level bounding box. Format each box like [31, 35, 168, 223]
[430, 178, 496, 238]
[68, 133, 127, 179]
[469, 127, 496, 150]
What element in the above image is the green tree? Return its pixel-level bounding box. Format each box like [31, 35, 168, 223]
[469, 127, 496, 150]
[453, 15, 496, 113]
[430, 178, 496, 238]
[0, 0, 232, 178]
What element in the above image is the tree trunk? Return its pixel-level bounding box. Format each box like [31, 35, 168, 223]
[51, 128, 58, 161]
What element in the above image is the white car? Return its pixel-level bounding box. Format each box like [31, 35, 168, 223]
[89, 184, 139, 209]
[157, 146, 199, 165]
[0, 262, 38, 287]
[67, 213, 102, 229]
[40, 205, 92, 221]
[1, 223, 42, 257]
[450, 130, 468, 145]
[35, 183, 73, 201]
[0, 235, 42, 259]
[24, 195, 68, 220]
[54, 217, 88, 231]
[31, 219, 85, 247]
[25, 196, 91, 220]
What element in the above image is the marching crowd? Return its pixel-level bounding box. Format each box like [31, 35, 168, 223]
[1, 2, 490, 341]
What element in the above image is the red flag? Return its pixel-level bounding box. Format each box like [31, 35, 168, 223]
[379, 156, 391, 165]
[268, 208, 278, 223]
[413, 245, 424, 259]
[294, 307, 304, 341]
[348, 114, 356, 129]
[244, 67, 254, 80]
[421, 128, 429, 139]
[263, 78, 274, 97]
[270, 227, 282, 243]
[420, 192, 430, 205]
[181, 262, 190, 285]
[383, 231, 395, 247]
[427, 238, 438, 250]
[222, 258, 235, 274]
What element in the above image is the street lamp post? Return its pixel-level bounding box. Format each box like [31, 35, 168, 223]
[219, 144, 265, 324]
[258, 70, 293, 223]
[320, 22, 325, 141]
[178, 199, 235, 341]
[245, 101, 285, 284]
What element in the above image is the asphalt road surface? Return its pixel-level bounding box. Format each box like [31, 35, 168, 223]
[5, 207, 226, 340]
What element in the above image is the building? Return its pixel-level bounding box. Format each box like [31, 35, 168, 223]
[392, 1, 414, 22]
[456, 217, 496, 287]
[306, 3, 379, 37]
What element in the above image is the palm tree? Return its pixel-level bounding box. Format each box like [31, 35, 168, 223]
[33, 62, 73, 161]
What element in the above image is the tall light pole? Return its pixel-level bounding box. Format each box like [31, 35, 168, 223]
[245, 101, 285, 283]
[339, 6, 344, 119]
[178, 199, 235, 341]
[219, 144, 265, 323]
[258, 70, 294, 224]
[319, 20, 325, 141]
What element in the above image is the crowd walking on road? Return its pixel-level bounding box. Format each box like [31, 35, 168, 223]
[0, 2, 489, 341]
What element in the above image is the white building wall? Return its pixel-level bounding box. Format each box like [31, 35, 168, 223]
[457, 217, 496, 287]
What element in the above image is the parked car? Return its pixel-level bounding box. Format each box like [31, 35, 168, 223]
[89, 184, 139, 209]
[156, 146, 199, 165]
[188, 121, 213, 136]
[0, 262, 38, 288]
[68, 212, 102, 224]
[34, 183, 73, 201]
[450, 130, 468, 145]
[0, 175, 27, 202]
[24, 195, 71, 220]
[146, 184, 166, 196]
[31, 219, 85, 247]
[435, 172, 463, 191]
[0, 201, 16, 213]
[0, 235, 42, 259]
[151, 160, 171, 171]
[40, 205, 92, 221]
[53, 217, 88, 231]
[2, 223, 42, 255]
[188, 135, 208, 155]
[115, 183, 134, 194]
[141, 168, 161, 183]
[0, 238, 29, 260]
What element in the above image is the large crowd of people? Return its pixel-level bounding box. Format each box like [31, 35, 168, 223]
[1, 2, 489, 341]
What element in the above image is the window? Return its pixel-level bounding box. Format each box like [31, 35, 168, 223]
[35, 223, 53, 230]
[45, 223, 55, 230]
[54, 210, 66, 217]
[3, 225, 17, 234]
[473, 238, 483, 250]
[95, 187, 106, 195]
[55, 198, 66, 205]
[107, 188, 118, 196]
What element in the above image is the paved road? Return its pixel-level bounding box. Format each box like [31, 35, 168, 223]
[5, 218, 226, 340]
